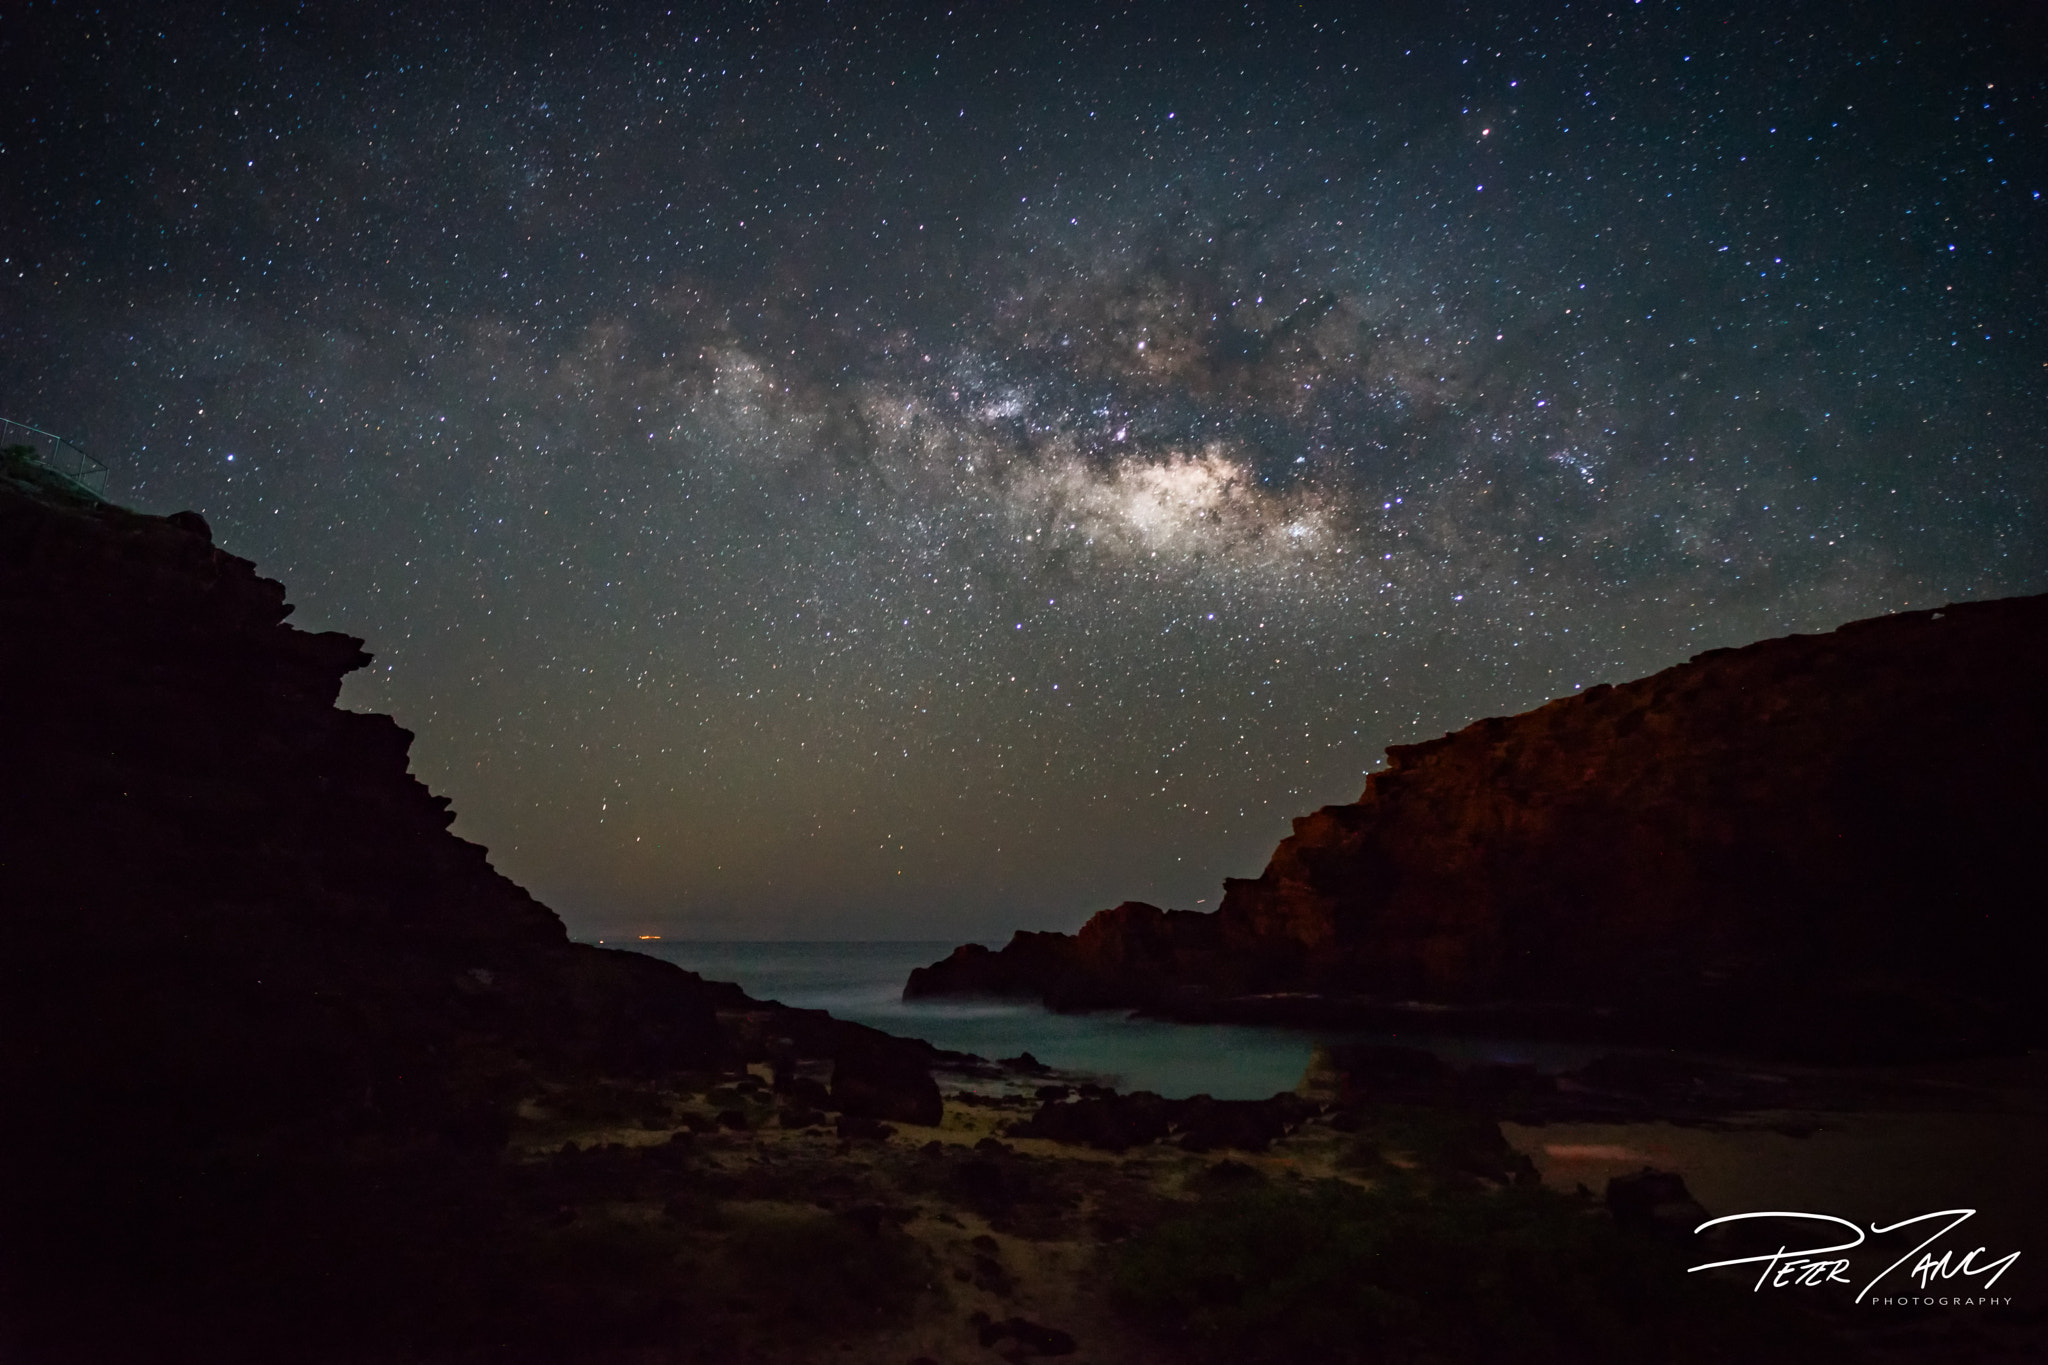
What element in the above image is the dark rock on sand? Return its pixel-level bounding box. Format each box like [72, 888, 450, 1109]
[1011, 1091, 1176, 1152]
[1606, 1168, 1710, 1237]
[835, 1113, 898, 1141]
[772, 1070, 834, 1108]
[832, 1037, 944, 1127]
[972, 1312, 1079, 1356]
[1172, 1095, 1308, 1154]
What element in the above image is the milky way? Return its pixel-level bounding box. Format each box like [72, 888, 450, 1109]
[5, 2, 2043, 937]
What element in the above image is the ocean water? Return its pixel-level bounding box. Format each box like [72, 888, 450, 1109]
[618, 940, 1602, 1101]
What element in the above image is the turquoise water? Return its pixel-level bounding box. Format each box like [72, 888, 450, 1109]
[618, 940, 1602, 1101]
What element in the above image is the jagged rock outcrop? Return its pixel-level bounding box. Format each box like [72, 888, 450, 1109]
[1, 458, 740, 1127]
[0, 456, 942, 1359]
[909, 593, 2048, 1060]
[905, 908, 1228, 1010]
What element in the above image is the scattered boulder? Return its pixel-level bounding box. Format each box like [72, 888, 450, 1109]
[773, 1073, 833, 1108]
[1606, 1167, 1709, 1236]
[831, 1039, 943, 1127]
[835, 1113, 896, 1142]
[1009, 1091, 1173, 1152]
[1173, 1095, 1303, 1154]
[972, 1313, 1078, 1356]
[970, 1250, 1013, 1295]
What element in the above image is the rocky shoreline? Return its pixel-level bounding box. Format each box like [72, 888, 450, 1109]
[6, 452, 2042, 1362]
[908, 593, 2048, 1064]
[0, 451, 954, 1360]
[468, 1039, 2048, 1362]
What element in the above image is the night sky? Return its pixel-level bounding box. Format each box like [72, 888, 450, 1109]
[5, 2, 2043, 940]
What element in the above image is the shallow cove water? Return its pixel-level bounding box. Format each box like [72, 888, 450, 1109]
[622, 940, 1604, 1100]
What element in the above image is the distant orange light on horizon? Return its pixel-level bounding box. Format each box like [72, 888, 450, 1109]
[637, 934, 662, 940]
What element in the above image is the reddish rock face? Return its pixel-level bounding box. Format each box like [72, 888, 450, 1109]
[1219, 597, 2048, 1015]
[909, 594, 2048, 1059]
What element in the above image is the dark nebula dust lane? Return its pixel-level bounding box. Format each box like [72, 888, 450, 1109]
[4, 2, 2042, 937]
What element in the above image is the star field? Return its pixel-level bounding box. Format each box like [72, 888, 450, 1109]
[4, 1, 2042, 938]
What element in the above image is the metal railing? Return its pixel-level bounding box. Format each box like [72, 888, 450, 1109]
[1, 416, 107, 498]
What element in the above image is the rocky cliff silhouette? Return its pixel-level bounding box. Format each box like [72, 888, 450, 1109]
[0, 451, 942, 1361]
[909, 592, 2048, 1061]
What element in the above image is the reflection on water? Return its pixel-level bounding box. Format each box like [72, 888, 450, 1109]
[622, 940, 1602, 1101]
